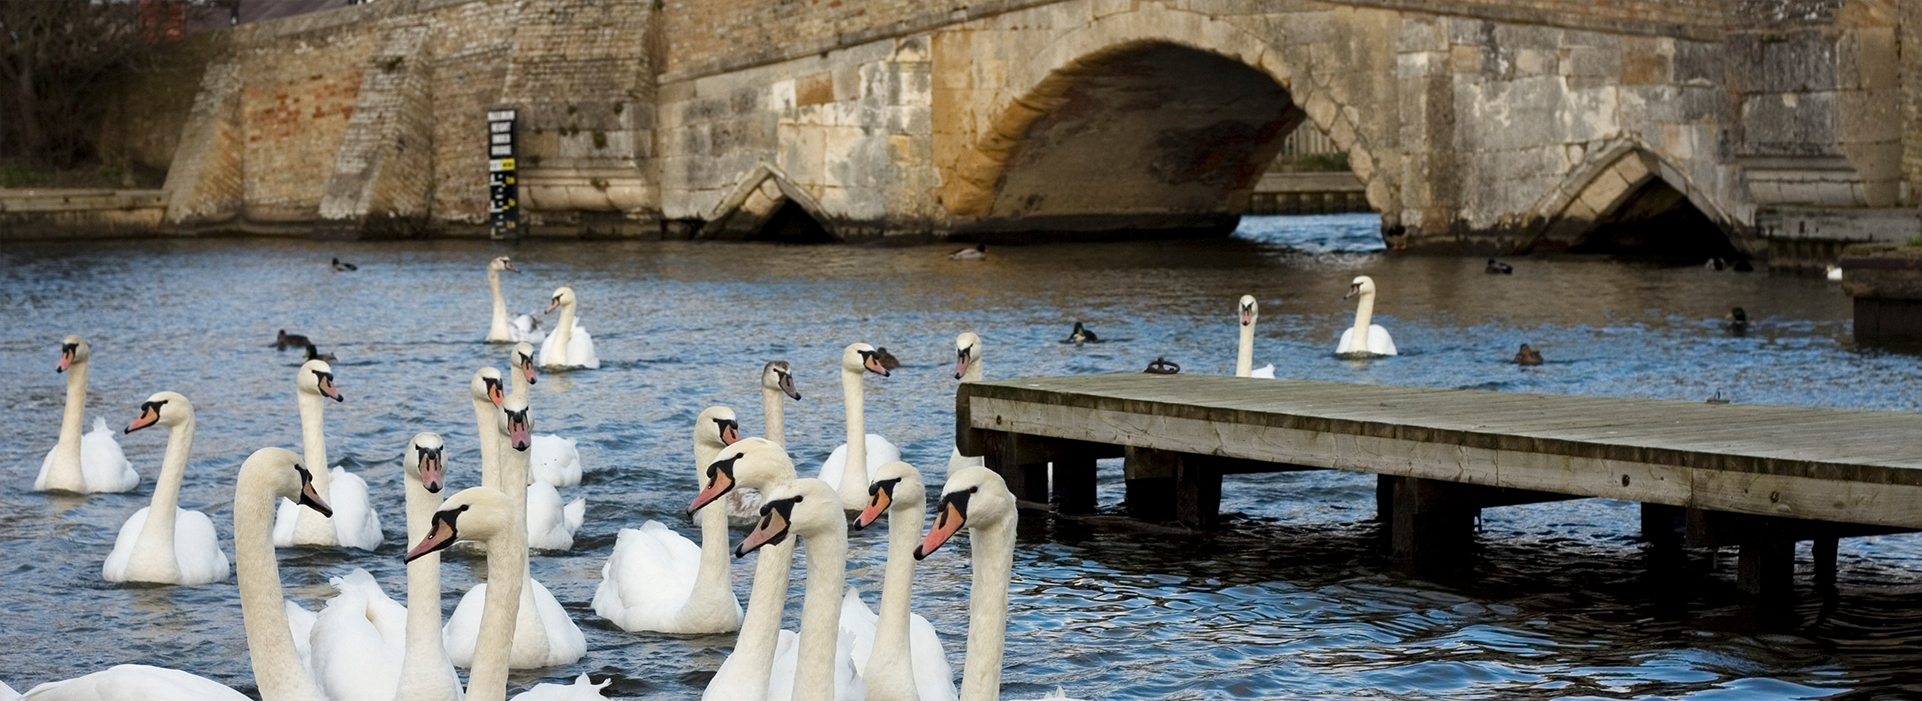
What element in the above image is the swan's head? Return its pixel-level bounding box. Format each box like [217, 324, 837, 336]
[762, 360, 800, 401]
[695, 406, 741, 456]
[241, 447, 332, 519]
[689, 437, 793, 516]
[470, 367, 505, 406]
[497, 396, 532, 452]
[405, 487, 512, 562]
[545, 286, 576, 314]
[854, 461, 924, 530]
[953, 333, 981, 380]
[734, 478, 843, 558]
[489, 256, 518, 273]
[915, 466, 1013, 560]
[406, 432, 448, 493]
[56, 335, 88, 373]
[1238, 295, 1259, 327]
[511, 342, 538, 386]
[126, 391, 192, 433]
[844, 343, 890, 378]
[298, 360, 343, 402]
[1342, 276, 1377, 301]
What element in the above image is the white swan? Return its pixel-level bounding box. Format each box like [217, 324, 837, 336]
[1336, 276, 1397, 358]
[817, 343, 900, 511]
[512, 345, 584, 488]
[850, 461, 958, 701]
[469, 368, 506, 492]
[537, 287, 599, 370]
[592, 406, 744, 633]
[736, 479, 866, 701]
[948, 334, 986, 475]
[444, 397, 586, 669]
[917, 467, 1087, 701]
[103, 392, 229, 585]
[693, 439, 800, 701]
[1237, 296, 1276, 379]
[21, 448, 333, 701]
[393, 434, 466, 701]
[273, 360, 383, 550]
[486, 256, 544, 344]
[737, 361, 800, 522]
[34, 336, 137, 494]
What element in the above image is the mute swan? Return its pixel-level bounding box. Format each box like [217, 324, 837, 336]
[393, 434, 466, 701]
[948, 334, 986, 474]
[103, 392, 229, 585]
[850, 462, 959, 701]
[1236, 296, 1275, 379]
[276, 330, 313, 351]
[486, 256, 545, 344]
[1515, 344, 1543, 366]
[817, 343, 901, 511]
[537, 287, 599, 370]
[1065, 323, 1096, 344]
[591, 406, 746, 634]
[736, 479, 867, 701]
[273, 360, 383, 550]
[691, 439, 801, 701]
[917, 467, 1087, 701]
[512, 345, 585, 488]
[35, 336, 138, 494]
[444, 397, 587, 669]
[21, 448, 334, 701]
[947, 244, 986, 261]
[1336, 276, 1397, 358]
[1486, 259, 1513, 274]
[738, 361, 800, 521]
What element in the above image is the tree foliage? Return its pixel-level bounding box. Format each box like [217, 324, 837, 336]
[0, 0, 174, 169]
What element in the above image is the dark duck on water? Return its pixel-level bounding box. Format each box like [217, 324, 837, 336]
[1066, 321, 1097, 343]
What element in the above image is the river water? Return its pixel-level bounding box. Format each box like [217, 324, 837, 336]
[3, 215, 1919, 700]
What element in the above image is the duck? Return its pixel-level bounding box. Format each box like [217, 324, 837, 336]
[1727, 307, 1750, 335]
[817, 343, 903, 512]
[275, 329, 313, 351]
[443, 396, 587, 670]
[272, 360, 383, 550]
[1143, 357, 1180, 374]
[948, 334, 987, 474]
[916, 467, 1089, 701]
[947, 244, 986, 261]
[537, 286, 599, 370]
[301, 343, 338, 363]
[1236, 296, 1275, 379]
[1514, 344, 1543, 366]
[849, 461, 958, 701]
[34, 336, 138, 494]
[1485, 259, 1513, 274]
[486, 256, 546, 344]
[1065, 322, 1097, 343]
[331, 257, 358, 272]
[590, 406, 746, 634]
[103, 392, 229, 585]
[511, 344, 585, 488]
[734, 478, 867, 701]
[19, 448, 334, 701]
[1336, 276, 1398, 358]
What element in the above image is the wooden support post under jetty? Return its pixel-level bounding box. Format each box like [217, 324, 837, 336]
[973, 428, 1119, 511]
[1686, 508, 1912, 600]
[1641, 503, 1686, 550]
[1375, 476, 1577, 561]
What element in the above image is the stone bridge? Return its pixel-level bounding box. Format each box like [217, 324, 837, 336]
[107, 0, 1918, 259]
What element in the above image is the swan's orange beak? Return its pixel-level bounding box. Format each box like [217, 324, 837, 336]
[405, 517, 458, 563]
[57, 344, 75, 372]
[734, 501, 794, 558]
[1240, 305, 1256, 326]
[418, 450, 445, 493]
[720, 423, 741, 446]
[914, 498, 967, 560]
[854, 483, 891, 531]
[778, 373, 800, 401]
[953, 349, 970, 381]
[506, 412, 531, 451]
[545, 296, 560, 314]
[502, 260, 519, 273]
[126, 405, 160, 434]
[317, 374, 343, 402]
[486, 378, 504, 406]
[297, 466, 334, 518]
[864, 355, 890, 377]
[688, 462, 735, 517]
[520, 358, 538, 386]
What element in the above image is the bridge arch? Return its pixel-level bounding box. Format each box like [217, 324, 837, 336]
[1528, 142, 1749, 261]
[942, 6, 1385, 238]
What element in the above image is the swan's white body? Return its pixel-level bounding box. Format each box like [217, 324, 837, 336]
[593, 407, 743, 634]
[818, 435, 901, 503]
[819, 343, 898, 510]
[486, 257, 545, 344]
[509, 676, 607, 701]
[849, 462, 957, 701]
[525, 480, 585, 551]
[948, 334, 987, 474]
[273, 361, 382, 550]
[104, 392, 229, 585]
[18, 665, 249, 701]
[537, 287, 599, 370]
[1336, 276, 1398, 358]
[1236, 296, 1277, 379]
[35, 337, 137, 494]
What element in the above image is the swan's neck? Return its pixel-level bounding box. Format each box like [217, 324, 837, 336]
[794, 523, 849, 701]
[396, 471, 453, 701]
[724, 538, 796, 699]
[553, 300, 576, 353]
[686, 498, 734, 622]
[868, 495, 926, 697]
[136, 417, 195, 559]
[465, 527, 527, 701]
[1237, 322, 1255, 377]
[761, 386, 785, 447]
[296, 391, 334, 496]
[49, 360, 88, 485]
[235, 475, 325, 701]
[841, 365, 867, 498]
[963, 356, 983, 383]
[510, 368, 529, 404]
[958, 517, 1016, 701]
[1351, 291, 1376, 345]
[488, 269, 509, 337]
[472, 397, 501, 492]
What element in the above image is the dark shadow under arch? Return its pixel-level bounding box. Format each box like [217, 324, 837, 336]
[1567, 179, 1744, 262]
[749, 200, 833, 243]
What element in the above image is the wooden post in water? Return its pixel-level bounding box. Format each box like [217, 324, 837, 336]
[980, 430, 1048, 505]
[1124, 447, 1177, 521]
[1175, 456, 1222, 529]
[1051, 456, 1098, 515]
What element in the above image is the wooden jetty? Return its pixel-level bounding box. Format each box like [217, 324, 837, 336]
[955, 373, 1922, 598]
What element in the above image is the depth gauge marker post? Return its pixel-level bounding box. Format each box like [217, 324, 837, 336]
[487, 109, 519, 240]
